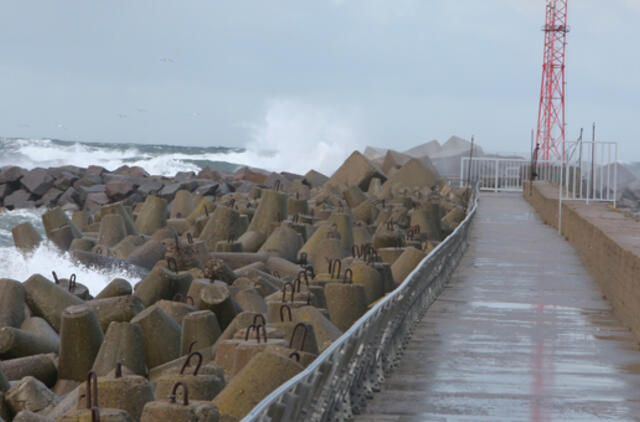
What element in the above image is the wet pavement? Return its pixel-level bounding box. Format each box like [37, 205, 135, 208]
[356, 193, 640, 422]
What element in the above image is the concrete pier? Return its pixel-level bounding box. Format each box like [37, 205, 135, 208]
[357, 193, 640, 421]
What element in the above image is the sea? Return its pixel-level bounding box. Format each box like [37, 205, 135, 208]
[0, 136, 352, 293]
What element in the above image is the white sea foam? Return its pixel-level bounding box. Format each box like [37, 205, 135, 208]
[0, 241, 140, 295]
[0, 99, 363, 177]
[0, 208, 139, 294]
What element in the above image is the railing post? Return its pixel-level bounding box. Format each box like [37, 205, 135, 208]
[494, 159, 499, 192]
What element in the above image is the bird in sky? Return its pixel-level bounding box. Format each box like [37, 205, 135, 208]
[160, 58, 174, 63]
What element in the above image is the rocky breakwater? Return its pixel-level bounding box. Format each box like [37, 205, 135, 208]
[0, 150, 471, 421]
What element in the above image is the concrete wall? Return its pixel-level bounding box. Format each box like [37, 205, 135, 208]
[524, 181, 640, 338]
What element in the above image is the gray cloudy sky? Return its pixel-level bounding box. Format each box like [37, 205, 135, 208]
[1, 0, 639, 158]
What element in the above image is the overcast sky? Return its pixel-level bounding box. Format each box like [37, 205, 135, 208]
[1, 0, 639, 158]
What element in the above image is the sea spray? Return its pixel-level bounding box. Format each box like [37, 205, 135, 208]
[0, 99, 364, 177]
[0, 208, 139, 294]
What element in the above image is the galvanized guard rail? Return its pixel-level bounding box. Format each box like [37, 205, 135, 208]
[242, 188, 479, 422]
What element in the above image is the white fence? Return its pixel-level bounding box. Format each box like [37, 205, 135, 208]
[460, 141, 618, 206]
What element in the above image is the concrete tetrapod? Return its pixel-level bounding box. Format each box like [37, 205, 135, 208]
[213, 350, 303, 420]
[86, 295, 145, 333]
[150, 300, 196, 326]
[390, 246, 426, 286]
[324, 270, 368, 332]
[134, 266, 193, 307]
[154, 352, 225, 402]
[0, 327, 59, 359]
[110, 235, 145, 259]
[349, 262, 384, 305]
[180, 310, 222, 355]
[97, 214, 128, 248]
[11, 222, 42, 253]
[411, 204, 442, 241]
[58, 305, 104, 382]
[247, 189, 287, 236]
[440, 205, 466, 235]
[100, 202, 137, 236]
[130, 306, 181, 370]
[198, 284, 240, 331]
[20, 317, 60, 346]
[126, 239, 166, 271]
[59, 408, 133, 422]
[257, 225, 303, 263]
[170, 189, 195, 219]
[0, 354, 58, 388]
[310, 238, 348, 274]
[5, 376, 60, 415]
[328, 212, 355, 253]
[236, 230, 267, 253]
[12, 410, 55, 421]
[141, 383, 220, 421]
[233, 288, 267, 315]
[92, 322, 147, 377]
[94, 278, 132, 300]
[134, 195, 167, 236]
[0, 366, 8, 392]
[76, 366, 154, 421]
[23, 274, 84, 332]
[0, 278, 26, 328]
[292, 306, 343, 352]
[198, 205, 242, 251]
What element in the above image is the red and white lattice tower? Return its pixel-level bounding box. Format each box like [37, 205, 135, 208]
[535, 0, 569, 161]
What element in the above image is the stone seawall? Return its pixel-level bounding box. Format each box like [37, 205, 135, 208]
[524, 181, 640, 338]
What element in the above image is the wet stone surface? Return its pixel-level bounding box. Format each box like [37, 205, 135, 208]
[356, 193, 640, 422]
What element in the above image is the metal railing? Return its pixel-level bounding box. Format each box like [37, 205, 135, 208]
[242, 187, 479, 422]
[459, 141, 618, 206]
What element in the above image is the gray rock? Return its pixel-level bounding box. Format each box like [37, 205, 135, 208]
[0, 184, 15, 200]
[53, 172, 78, 191]
[138, 180, 164, 195]
[84, 192, 110, 212]
[4, 190, 34, 209]
[38, 188, 63, 207]
[57, 187, 80, 206]
[113, 165, 150, 178]
[195, 184, 219, 196]
[106, 178, 137, 200]
[0, 166, 24, 184]
[21, 169, 54, 196]
[86, 165, 106, 176]
[158, 183, 189, 199]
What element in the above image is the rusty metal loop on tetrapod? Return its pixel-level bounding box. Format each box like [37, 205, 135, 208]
[180, 351, 203, 376]
[169, 381, 189, 406]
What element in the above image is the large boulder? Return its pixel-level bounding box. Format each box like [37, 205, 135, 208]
[327, 151, 386, 191]
[4, 190, 34, 209]
[381, 158, 439, 194]
[105, 177, 137, 201]
[20, 169, 54, 196]
[302, 170, 329, 188]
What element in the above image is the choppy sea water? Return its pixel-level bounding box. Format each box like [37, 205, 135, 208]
[0, 208, 140, 293]
[0, 133, 358, 292]
[0, 137, 250, 293]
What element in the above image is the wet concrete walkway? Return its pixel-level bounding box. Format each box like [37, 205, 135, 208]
[356, 193, 640, 421]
